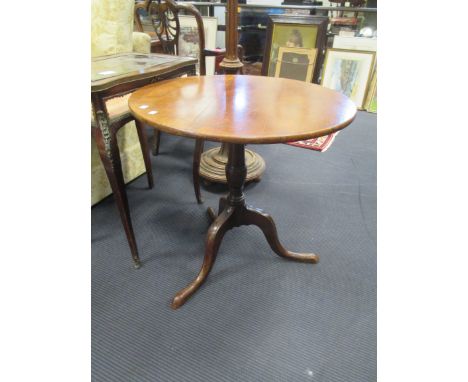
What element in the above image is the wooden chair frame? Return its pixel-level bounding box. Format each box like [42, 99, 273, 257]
[135, 0, 244, 203]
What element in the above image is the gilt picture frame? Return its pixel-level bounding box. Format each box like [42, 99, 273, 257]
[321, 48, 376, 109]
[262, 15, 328, 83]
[364, 66, 377, 113]
[274, 47, 317, 82]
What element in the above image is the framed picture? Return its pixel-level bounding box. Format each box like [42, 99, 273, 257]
[333, 36, 377, 52]
[321, 48, 376, 109]
[178, 15, 217, 75]
[262, 15, 328, 83]
[274, 47, 317, 82]
[364, 66, 377, 113]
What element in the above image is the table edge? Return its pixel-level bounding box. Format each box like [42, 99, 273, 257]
[130, 108, 357, 144]
[91, 59, 197, 93]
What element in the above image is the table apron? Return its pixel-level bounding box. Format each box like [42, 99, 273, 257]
[91, 64, 197, 102]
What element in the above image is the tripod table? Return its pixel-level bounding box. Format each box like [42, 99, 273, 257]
[129, 75, 357, 308]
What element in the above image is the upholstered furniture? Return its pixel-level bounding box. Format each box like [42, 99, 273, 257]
[92, 52, 197, 268]
[92, 0, 199, 268]
[91, 0, 151, 206]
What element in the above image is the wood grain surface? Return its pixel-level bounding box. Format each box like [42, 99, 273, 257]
[129, 75, 357, 144]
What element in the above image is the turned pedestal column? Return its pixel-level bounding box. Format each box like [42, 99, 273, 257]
[199, 0, 266, 184]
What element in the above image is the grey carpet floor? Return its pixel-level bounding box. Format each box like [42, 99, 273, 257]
[92, 111, 376, 382]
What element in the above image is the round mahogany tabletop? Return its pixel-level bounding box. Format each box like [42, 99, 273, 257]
[128, 75, 357, 144]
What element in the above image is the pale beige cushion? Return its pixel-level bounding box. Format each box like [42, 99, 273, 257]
[91, 94, 131, 125]
[91, 93, 145, 205]
[132, 32, 151, 54]
[91, 0, 134, 57]
[91, 121, 145, 205]
[91, 0, 148, 205]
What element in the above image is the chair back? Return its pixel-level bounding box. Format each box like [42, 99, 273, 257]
[136, 0, 207, 75]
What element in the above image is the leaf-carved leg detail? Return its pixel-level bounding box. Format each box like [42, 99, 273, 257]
[96, 111, 113, 165]
[93, 112, 141, 269]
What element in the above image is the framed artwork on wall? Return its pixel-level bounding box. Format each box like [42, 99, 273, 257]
[262, 15, 328, 83]
[178, 15, 217, 75]
[274, 47, 317, 82]
[321, 48, 376, 109]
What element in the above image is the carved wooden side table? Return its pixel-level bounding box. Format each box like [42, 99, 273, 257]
[91, 53, 197, 268]
[129, 75, 356, 307]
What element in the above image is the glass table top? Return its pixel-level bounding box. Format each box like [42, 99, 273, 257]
[91, 53, 181, 82]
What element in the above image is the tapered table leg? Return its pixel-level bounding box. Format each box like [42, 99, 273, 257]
[192, 139, 204, 204]
[135, 120, 154, 189]
[152, 129, 161, 156]
[92, 94, 141, 269]
[172, 143, 318, 308]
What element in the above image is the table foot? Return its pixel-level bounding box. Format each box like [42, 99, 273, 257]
[171, 207, 235, 309]
[242, 205, 319, 263]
